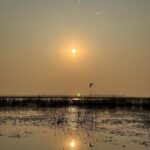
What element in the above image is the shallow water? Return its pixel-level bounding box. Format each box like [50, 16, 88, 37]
[0, 107, 150, 150]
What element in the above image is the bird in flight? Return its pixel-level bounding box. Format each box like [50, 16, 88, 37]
[89, 82, 94, 88]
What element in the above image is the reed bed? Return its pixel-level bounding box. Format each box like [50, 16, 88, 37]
[0, 96, 149, 108]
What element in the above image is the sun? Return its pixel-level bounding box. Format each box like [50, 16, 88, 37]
[72, 48, 77, 54]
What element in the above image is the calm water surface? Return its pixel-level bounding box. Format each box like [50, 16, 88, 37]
[0, 107, 150, 150]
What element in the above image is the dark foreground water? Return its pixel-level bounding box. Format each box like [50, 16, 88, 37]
[0, 107, 150, 150]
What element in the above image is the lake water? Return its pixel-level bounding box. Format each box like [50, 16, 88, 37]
[0, 107, 150, 150]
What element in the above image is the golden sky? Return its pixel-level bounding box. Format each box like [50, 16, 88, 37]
[0, 0, 150, 96]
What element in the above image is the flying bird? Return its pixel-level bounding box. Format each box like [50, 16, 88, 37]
[89, 82, 94, 88]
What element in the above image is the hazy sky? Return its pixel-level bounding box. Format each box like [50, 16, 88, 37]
[0, 0, 150, 96]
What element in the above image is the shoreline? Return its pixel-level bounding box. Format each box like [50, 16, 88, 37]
[0, 96, 150, 108]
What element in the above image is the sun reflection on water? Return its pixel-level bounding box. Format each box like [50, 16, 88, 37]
[65, 138, 79, 150]
[70, 139, 76, 148]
